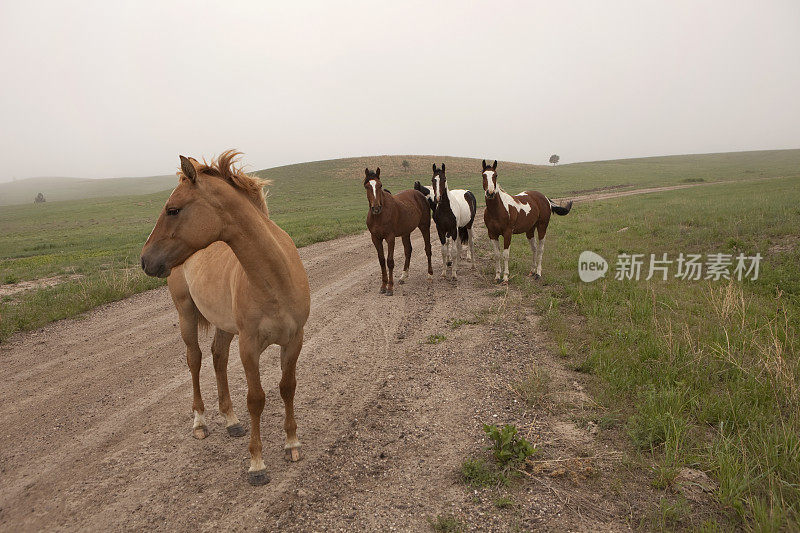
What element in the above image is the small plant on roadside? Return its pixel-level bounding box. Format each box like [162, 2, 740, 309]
[461, 457, 506, 487]
[450, 318, 474, 329]
[494, 496, 516, 509]
[424, 333, 446, 344]
[512, 365, 550, 407]
[483, 423, 537, 467]
[428, 513, 464, 532]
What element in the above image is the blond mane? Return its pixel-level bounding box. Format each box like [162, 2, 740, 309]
[178, 149, 272, 215]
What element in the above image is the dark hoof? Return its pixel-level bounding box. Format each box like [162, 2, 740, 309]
[285, 446, 302, 462]
[192, 426, 209, 440]
[226, 423, 246, 437]
[385, 289, 394, 296]
[379, 286, 386, 294]
[248, 469, 271, 486]
[446, 261, 453, 267]
[398, 279, 405, 285]
[532, 273, 541, 280]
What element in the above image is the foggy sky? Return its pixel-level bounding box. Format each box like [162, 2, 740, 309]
[1, 0, 798, 181]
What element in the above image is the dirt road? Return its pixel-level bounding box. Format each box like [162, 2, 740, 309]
[2, 180, 754, 531]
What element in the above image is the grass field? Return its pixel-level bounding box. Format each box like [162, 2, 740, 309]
[1, 149, 799, 343]
[500, 176, 800, 529]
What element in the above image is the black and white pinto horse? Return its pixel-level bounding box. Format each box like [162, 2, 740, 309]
[430, 163, 477, 280]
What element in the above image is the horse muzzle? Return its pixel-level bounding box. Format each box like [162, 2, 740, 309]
[140, 255, 171, 278]
[485, 192, 496, 200]
[371, 206, 383, 215]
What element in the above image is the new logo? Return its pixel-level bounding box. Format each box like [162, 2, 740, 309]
[578, 251, 608, 282]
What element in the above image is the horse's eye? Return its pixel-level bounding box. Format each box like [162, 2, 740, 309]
[166, 207, 181, 216]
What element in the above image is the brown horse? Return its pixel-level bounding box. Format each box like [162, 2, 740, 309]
[364, 167, 433, 295]
[141, 150, 310, 486]
[482, 160, 572, 283]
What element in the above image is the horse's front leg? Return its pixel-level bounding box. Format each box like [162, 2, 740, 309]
[439, 234, 449, 278]
[452, 236, 462, 281]
[501, 232, 512, 284]
[239, 335, 269, 485]
[372, 234, 388, 294]
[490, 238, 502, 282]
[279, 329, 304, 462]
[177, 308, 208, 440]
[211, 328, 245, 437]
[386, 235, 396, 295]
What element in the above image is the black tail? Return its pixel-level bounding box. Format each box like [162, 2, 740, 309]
[460, 190, 477, 243]
[550, 199, 573, 216]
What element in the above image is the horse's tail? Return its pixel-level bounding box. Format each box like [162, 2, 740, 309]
[549, 198, 573, 216]
[198, 312, 210, 336]
[460, 190, 478, 244]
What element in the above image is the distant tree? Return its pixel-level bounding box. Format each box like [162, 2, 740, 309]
[401, 160, 410, 171]
[549, 154, 560, 166]
[34, 192, 46, 203]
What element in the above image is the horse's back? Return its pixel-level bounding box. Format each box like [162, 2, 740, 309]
[393, 189, 430, 223]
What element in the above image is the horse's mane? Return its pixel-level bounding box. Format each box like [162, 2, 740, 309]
[178, 149, 272, 215]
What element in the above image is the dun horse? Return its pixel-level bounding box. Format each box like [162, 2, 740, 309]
[141, 151, 310, 486]
[481, 160, 572, 283]
[430, 163, 476, 280]
[364, 167, 433, 295]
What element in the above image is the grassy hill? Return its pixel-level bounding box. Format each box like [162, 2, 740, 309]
[2, 149, 800, 342]
[0, 174, 175, 206]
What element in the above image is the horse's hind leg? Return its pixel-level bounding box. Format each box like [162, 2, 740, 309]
[419, 218, 434, 279]
[534, 224, 548, 279]
[279, 329, 304, 462]
[526, 227, 538, 278]
[211, 328, 245, 437]
[399, 234, 412, 284]
[468, 228, 475, 268]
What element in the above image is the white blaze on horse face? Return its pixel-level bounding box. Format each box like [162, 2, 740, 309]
[484, 171, 496, 194]
[369, 180, 377, 199]
[433, 176, 441, 202]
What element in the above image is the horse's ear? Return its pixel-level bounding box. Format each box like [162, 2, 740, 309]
[365, 167, 370, 177]
[492, 160, 498, 170]
[180, 155, 197, 183]
[432, 163, 436, 173]
[482, 159, 487, 171]
[441, 162, 446, 172]
[376, 167, 380, 178]
[414, 180, 421, 189]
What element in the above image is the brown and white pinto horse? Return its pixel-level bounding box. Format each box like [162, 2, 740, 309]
[482, 160, 572, 283]
[364, 167, 433, 295]
[141, 151, 310, 486]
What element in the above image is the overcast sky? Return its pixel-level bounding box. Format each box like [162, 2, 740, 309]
[1, 1, 798, 181]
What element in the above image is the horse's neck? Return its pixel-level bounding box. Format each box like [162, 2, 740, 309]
[223, 201, 295, 296]
[438, 186, 452, 208]
[486, 186, 505, 211]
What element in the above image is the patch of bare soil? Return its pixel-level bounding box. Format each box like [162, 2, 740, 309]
[0, 208, 666, 532]
[0, 275, 83, 298]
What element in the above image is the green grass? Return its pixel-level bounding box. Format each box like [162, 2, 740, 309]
[502, 176, 800, 529]
[428, 514, 465, 532]
[2, 149, 799, 344]
[424, 333, 447, 345]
